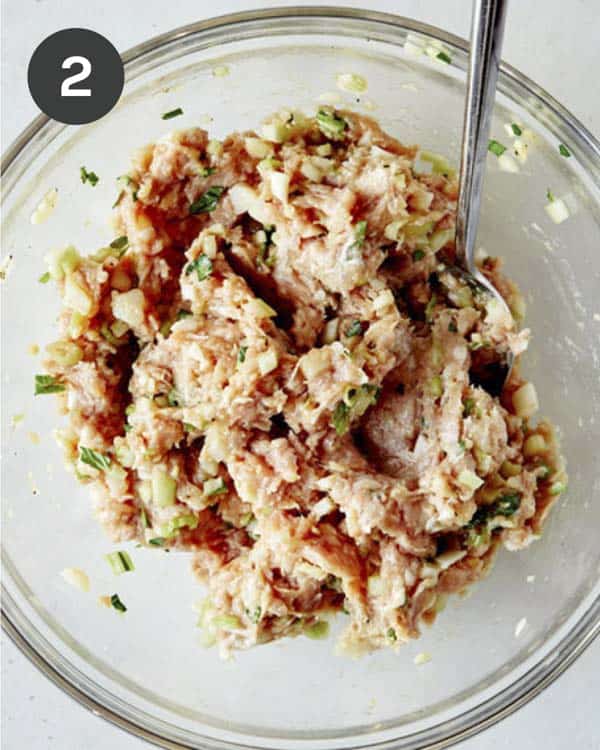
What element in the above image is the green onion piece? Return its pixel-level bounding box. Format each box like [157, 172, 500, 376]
[448, 320, 458, 333]
[412, 249, 425, 261]
[494, 492, 522, 516]
[558, 144, 571, 158]
[424, 293, 437, 321]
[304, 620, 330, 640]
[79, 446, 111, 471]
[386, 627, 397, 642]
[109, 236, 129, 255]
[550, 481, 566, 495]
[38, 271, 51, 284]
[161, 107, 183, 120]
[436, 51, 451, 64]
[463, 398, 475, 417]
[110, 593, 127, 612]
[34, 374, 65, 395]
[332, 400, 351, 436]
[80, 166, 99, 186]
[546, 188, 555, 202]
[203, 477, 227, 497]
[163, 513, 199, 537]
[105, 551, 134, 575]
[189, 186, 225, 215]
[488, 140, 506, 157]
[511, 123, 523, 136]
[176, 309, 192, 320]
[316, 109, 348, 139]
[353, 220, 367, 248]
[139, 507, 149, 529]
[247, 606, 262, 624]
[185, 253, 213, 281]
[112, 190, 125, 208]
[148, 537, 166, 546]
[238, 345, 248, 363]
[183, 422, 197, 432]
[167, 388, 181, 407]
[345, 320, 363, 337]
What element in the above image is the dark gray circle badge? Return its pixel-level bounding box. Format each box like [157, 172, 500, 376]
[28, 28, 124, 125]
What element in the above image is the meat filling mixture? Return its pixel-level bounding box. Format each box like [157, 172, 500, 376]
[40, 108, 567, 656]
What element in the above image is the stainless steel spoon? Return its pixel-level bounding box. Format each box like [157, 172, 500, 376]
[455, 0, 513, 394]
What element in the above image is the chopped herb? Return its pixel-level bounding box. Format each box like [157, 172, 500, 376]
[332, 384, 380, 435]
[488, 140, 506, 157]
[38, 271, 51, 284]
[546, 188, 555, 202]
[316, 109, 348, 139]
[199, 166, 216, 177]
[189, 186, 225, 215]
[238, 345, 248, 363]
[183, 422, 197, 432]
[139, 507, 149, 528]
[105, 550, 134, 575]
[34, 374, 65, 395]
[80, 166, 99, 186]
[109, 235, 129, 254]
[148, 537, 166, 546]
[346, 220, 368, 260]
[203, 477, 227, 497]
[112, 190, 125, 208]
[511, 123, 523, 136]
[345, 320, 363, 337]
[412, 249, 425, 261]
[257, 224, 276, 267]
[248, 606, 262, 624]
[550, 481, 566, 496]
[176, 309, 192, 320]
[558, 144, 571, 158]
[185, 253, 213, 281]
[161, 107, 183, 120]
[463, 398, 475, 417]
[436, 51, 451, 64]
[332, 400, 350, 436]
[469, 492, 522, 528]
[110, 593, 127, 613]
[167, 388, 181, 407]
[448, 320, 458, 333]
[424, 293, 437, 322]
[386, 627, 397, 642]
[79, 446, 111, 472]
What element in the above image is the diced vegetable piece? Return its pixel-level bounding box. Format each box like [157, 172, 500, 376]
[64, 275, 93, 316]
[79, 446, 111, 472]
[61, 567, 90, 592]
[248, 298, 277, 319]
[257, 348, 278, 375]
[203, 477, 227, 497]
[112, 289, 145, 328]
[45, 245, 81, 280]
[45, 340, 83, 366]
[162, 513, 199, 537]
[152, 468, 177, 507]
[429, 228, 454, 252]
[457, 469, 484, 491]
[436, 549, 466, 570]
[212, 614, 242, 630]
[427, 375, 443, 398]
[31, 188, 58, 225]
[105, 551, 134, 575]
[367, 575, 383, 596]
[545, 197, 570, 224]
[336, 72, 367, 93]
[316, 109, 348, 139]
[212, 65, 230, 77]
[488, 140, 506, 156]
[185, 253, 213, 281]
[34, 374, 65, 395]
[110, 593, 127, 612]
[420, 150, 454, 177]
[270, 171, 290, 203]
[189, 186, 225, 215]
[523, 434, 547, 457]
[512, 382, 539, 418]
[244, 137, 272, 159]
[558, 144, 571, 158]
[161, 107, 183, 120]
[498, 153, 520, 173]
[550, 481, 566, 495]
[405, 220, 434, 238]
[500, 460, 521, 478]
[304, 620, 330, 640]
[80, 166, 99, 186]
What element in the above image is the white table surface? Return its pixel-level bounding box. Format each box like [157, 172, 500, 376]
[1, 1, 599, 748]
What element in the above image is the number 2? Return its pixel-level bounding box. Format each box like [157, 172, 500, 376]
[61, 56, 92, 97]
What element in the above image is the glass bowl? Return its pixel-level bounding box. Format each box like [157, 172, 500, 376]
[2, 8, 599, 750]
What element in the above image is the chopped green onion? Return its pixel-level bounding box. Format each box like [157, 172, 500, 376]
[34, 374, 65, 395]
[386, 627, 397, 642]
[38, 271, 51, 284]
[185, 253, 213, 281]
[80, 446, 111, 471]
[109, 236, 129, 255]
[139, 507, 149, 528]
[316, 109, 348, 139]
[424, 293, 437, 322]
[558, 144, 571, 158]
[463, 398, 475, 417]
[332, 400, 351, 436]
[332, 383, 380, 435]
[488, 140, 506, 157]
[161, 107, 183, 120]
[345, 320, 363, 337]
[247, 606, 262, 624]
[167, 388, 181, 407]
[110, 593, 127, 613]
[189, 186, 225, 215]
[183, 422, 198, 432]
[148, 537, 166, 546]
[550, 481, 567, 495]
[80, 166, 99, 186]
[448, 320, 458, 333]
[304, 620, 330, 640]
[546, 188, 555, 202]
[436, 51, 451, 64]
[412, 249, 425, 261]
[353, 220, 367, 248]
[152, 469, 177, 507]
[494, 492, 522, 516]
[105, 551, 134, 575]
[511, 123, 523, 136]
[203, 477, 227, 497]
[163, 513, 198, 537]
[238, 345, 248, 363]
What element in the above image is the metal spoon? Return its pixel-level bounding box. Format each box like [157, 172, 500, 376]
[455, 0, 513, 395]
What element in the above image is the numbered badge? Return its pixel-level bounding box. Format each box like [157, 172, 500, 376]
[28, 28, 124, 125]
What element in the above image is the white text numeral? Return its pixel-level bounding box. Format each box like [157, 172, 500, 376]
[61, 56, 92, 97]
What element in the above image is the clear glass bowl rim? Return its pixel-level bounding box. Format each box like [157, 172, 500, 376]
[1, 7, 599, 750]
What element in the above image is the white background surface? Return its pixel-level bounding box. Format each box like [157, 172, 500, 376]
[1, 1, 599, 748]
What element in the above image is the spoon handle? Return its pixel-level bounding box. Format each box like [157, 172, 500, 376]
[456, 0, 509, 271]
